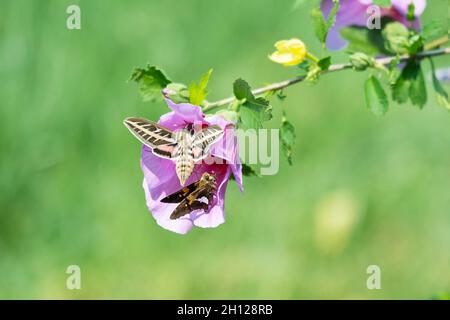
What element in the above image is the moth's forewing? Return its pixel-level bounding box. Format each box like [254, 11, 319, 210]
[123, 117, 176, 149]
[192, 126, 224, 161]
[191, 146, 203, 160]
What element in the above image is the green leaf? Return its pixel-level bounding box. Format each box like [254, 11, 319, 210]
[233, 78, 253, 100]
[392, 60, 427, 108]
[280, 113, 296, 165]
[234, 78, 273, 130]
[318, 56, 331, 71]
[188, 68, 213, 105]
[130, 65, 171, 102]
[340, 27, 382, 55]
[239, 106, 263, 130]
[392, 73, 410, 104]
[387, 55, 401, 85]
[241, 163, 261, 177]
[407, 34, 423, 55]
[365, 75, 389, 116]
[311, 7, 327, 44]
[408, 64, 427, 108]
[392, 62, 415, 104]
[429, 59, 450, 110]
[325, 1, 340, 34]
[239, 98, 272, 130]
[253, 98, 272, 119]
[311, 0, 339, 45]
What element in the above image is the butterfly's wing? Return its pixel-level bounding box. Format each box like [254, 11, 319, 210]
[169, 198, 209, 220]
[169, 184, 214, 219]
[162, 174, 216, 220]
[160, 179, 200, 204]
[192, 125, 224, 161]
[123, 117, 177, 159]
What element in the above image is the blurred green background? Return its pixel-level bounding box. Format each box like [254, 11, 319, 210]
[0, 0, 449, 299]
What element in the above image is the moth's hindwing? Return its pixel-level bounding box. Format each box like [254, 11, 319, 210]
[123, 117, 176, 149]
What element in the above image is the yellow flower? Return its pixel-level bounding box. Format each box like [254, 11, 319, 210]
[269, 38, 307, 66]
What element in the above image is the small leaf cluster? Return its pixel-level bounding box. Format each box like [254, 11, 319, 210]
[341, 18, 449, 115]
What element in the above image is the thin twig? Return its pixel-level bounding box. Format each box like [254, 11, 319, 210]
[203, 46, 450, 112]
[424, 35, 449, 51]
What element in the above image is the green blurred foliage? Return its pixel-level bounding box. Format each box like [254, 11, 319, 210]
[0, 0, 449, 299]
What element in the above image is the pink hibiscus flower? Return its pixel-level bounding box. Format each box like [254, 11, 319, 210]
[321, 0, 427, 50]
[140, 95, 243, 234]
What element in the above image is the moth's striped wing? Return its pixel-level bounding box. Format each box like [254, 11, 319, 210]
[124, 117, 177, 159]
[192, 125, 224, 161]
[153, 144, 177, 159]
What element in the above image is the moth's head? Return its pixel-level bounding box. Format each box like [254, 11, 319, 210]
[202, 172, 216, 184]
[184, 120, 207, 133]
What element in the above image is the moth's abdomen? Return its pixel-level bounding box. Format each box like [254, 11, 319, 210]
[175, 131, 194, 186]
[176, 153, 194, 186]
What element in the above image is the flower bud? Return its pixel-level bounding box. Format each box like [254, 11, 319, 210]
[349, 52, 375, 71]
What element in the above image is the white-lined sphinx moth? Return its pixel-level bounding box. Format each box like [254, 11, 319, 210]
[161, 172, 217, 220]
[123, 117, 223, 185]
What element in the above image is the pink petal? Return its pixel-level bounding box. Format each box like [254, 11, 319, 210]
[192, 165, 230, 228]
[142, 179, 194, 234]
[230, 162, 243, 193]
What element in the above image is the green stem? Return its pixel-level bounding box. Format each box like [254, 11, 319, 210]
[424, 35, 449, 51]
[306, 52, 320, 63]
[202, 46, 450, 112]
